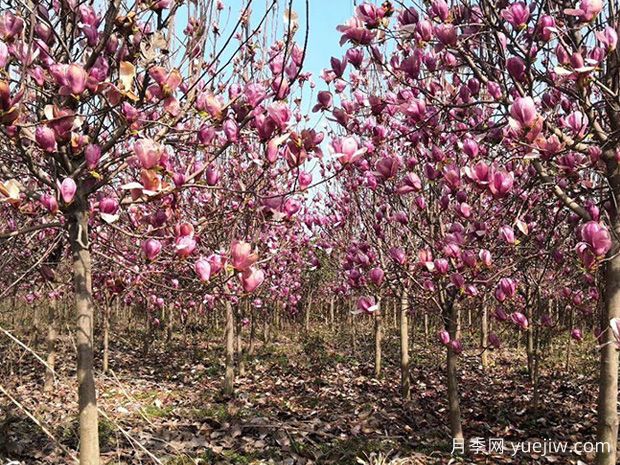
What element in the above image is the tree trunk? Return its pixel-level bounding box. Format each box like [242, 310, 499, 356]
[223, 301, 235, 397]
[43, 301, 57, 393]
[102, 304, 110, 374]
[481, 304, 489, 369]
[400, 292, 410, 399]
[374, 298, 382, 378]
[236, 303, 245, 377]
[423, 313, 429, 343]
[566, 306, 574, 372]
[446, 300, 463, 441]
[329, 297, 335, 328]
[304, 294, 312, 332]
[596, 246, 620, 465]
[68, 207, 100, 465]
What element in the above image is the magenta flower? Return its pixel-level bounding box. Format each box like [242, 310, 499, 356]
[231, 240, 258, 271]
[337, 17, 376, 46]
[241, 267, 265, 293]
[60, 178, 76, 203]
[499, 225, 516, 244]
[207, 254, 226, 275]
[369, 267, 385, 286]
[389, 248, 407, 265]
[356, 296, 379, 314]
[35, 126, 57, 152]
[85, 144, 101, 169]
[509, 97, 538, 129]
[142, 239, 162, 261]
[40, 193, 58, 214]
[194, 258, 211, 282]
[580, 221, 612, 256]
[488, 170, 514, 198]
[175, 235, 196, 258]
[134, 138, 162, 169]
[501, 3, 530, 29]
[438, 329, 451, 345]
[571, 328, 583, 342]
[596, 26, 618, 51]
[331, 137, 367, 165]
[511, 312, 529, 330]
[489, 333, 501, 349]
[449, 340, 463, 354]
[564, 0, 603, 22]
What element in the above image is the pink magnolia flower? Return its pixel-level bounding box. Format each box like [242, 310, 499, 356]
[85, 144, 101, 169]
[449, 340, 463, 354]
[464, 161, 490, 185]
[564, 0, 603, 22]
[596, 27, 618, 51]
[207, 254, 226, 275]
[134, 138, 162, 169]
[509, 96, 538, 130]
[495, 307, 509, 321]
[60, 178, 76, 203]
[231, 240, 258, 271]
[356, 296, 379, 314]
[501, 2, 530, 29]
[479, 249, 492, 267]
[331, 137, 367, 164]
[40, 193, 58, 214]
[313, 91, 333, 112]
[499, 225, 516, 244]
[241, 267, 265, 293]
[580, 221, 612, 256]
[142, 239, 162, 261]
[511, 311, 529, 330]
[389, 247, 407, 265]
[438, 329, 451, 345]
[489, 332, 501, 349]
[175, 235, 196, 258]
[35, 126, 57, 152]
[51, 63, 88, 96]
[488, 170, 514, 198]
[571, 328, 583, 342]
[206, 164, 220, 186]
[369, 267, 385, 286]
[337, 17, 376, 46]
[195, 258, 211, 282]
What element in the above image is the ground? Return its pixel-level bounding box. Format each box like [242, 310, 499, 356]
[0, 321, 601, 464]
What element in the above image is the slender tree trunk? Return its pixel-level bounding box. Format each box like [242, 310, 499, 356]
[566, 307, 574, 372]
[423, 312, 429, 343]
[236, 303, 245, 377]
[248, 309, 255, 356]
[223, 301, 235, 397]
[68, 207, 100, 465]
[481, 304, 489, 369]
[400, 292, 410, 399]
[596, 244, 620, 465]
[446, 300, 463, 441]
[374, 298, 382, 378]
[102, 304, 110, 374]
[329, 297, 335, 328]
[44, 301, 57, 392]
[527, 301, 535, 381]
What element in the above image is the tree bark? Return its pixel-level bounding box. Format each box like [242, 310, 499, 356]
[43, 301, 57, 393]
[102, 304, 110, 374]
[68, 207, 100, 465]
[481, 304, 489, 369]
[446, 299, 463, 441]
[596, 246, 620, 464]
[374, 298, 382, 378]
[400, 292, 410, 399]
[223, 300, 235, 397]
[329, 297, 335, 328]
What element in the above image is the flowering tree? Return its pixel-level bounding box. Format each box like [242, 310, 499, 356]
[320, 1, 620, 462]
[0, 0, 315, 463]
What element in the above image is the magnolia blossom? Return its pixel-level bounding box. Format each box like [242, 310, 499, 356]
[438, 329, 451, 345]
[194, 258, 211, 282]
[241, 267, 264, 292]
[60, 178, 77, 203]
[580, 221, 612, 256]
[511, 312, 529, 330]
[330, 137, 367, 165]
[142, 239, 162, 261]
[231, 240, 258, 271]
[356, 296, 379, 314]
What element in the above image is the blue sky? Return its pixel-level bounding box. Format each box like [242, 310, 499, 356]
[219, 0, 357, 80]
